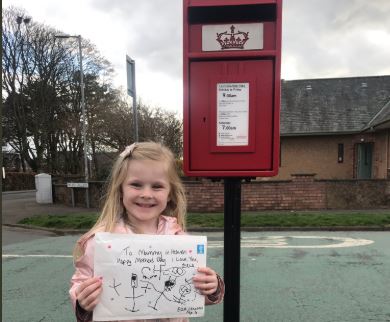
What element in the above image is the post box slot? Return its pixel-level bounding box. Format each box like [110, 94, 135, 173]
[188, 4, 277, 24]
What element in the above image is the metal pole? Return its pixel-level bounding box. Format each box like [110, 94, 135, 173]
[126, 56, 138, 142]
[77, 35, 88, 181]
[132, 61, 138, 142]
[132, 97, 138, 142]
[223, 178, 241, 322]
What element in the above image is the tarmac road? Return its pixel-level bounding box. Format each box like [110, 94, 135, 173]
[2, 231, 390, 322]
[2, 225, 57, 246]
[2, 191, 390, 321]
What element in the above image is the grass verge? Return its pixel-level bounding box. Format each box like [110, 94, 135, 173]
[18, 211, 390, 230]
[18, 213, 99, 229]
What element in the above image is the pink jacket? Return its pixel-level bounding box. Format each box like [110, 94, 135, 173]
[69, 215, 224, 322]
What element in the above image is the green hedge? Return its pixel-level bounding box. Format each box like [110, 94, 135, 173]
[2, 171, 36, 191]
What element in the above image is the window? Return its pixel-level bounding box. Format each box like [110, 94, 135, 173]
[338, 143, 344, 163]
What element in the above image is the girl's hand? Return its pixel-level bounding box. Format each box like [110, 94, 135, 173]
[193, 267, 218, 295]
[76, 276, 103, 312]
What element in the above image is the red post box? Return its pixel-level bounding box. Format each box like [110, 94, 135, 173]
[183, 0, 282, 177]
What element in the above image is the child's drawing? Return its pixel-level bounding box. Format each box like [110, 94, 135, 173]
[124, 273, 143, 312]
[109, 278, 121, 296]
[93, 233, 207, 321]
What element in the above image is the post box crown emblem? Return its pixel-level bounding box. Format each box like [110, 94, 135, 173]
[216, 25, 249, 50]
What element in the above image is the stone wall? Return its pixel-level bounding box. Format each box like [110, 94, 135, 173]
[324, 179, 389, 209]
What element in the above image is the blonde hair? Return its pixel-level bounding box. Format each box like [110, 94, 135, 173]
[74, 142, 186, 260]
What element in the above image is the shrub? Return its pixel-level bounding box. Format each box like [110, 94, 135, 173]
[2, 171, 36, 191]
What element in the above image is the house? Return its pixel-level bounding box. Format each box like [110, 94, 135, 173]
[277, 75, 390, 180]
[1, 146, 25, 172]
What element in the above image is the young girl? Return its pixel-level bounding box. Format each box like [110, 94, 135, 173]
[69, 142, 224, 322]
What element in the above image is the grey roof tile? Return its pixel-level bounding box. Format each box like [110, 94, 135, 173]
[281, 75, 390, 135]
[365, 100, 390, 129]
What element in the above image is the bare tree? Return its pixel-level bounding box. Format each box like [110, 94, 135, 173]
[2, 7, 74, 172]
[2, 6, 117, 174]
[2, 6, 183, 179]
[2, 7, 32, 171]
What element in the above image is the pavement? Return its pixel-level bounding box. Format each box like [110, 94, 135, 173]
[2, 190, 98, 235]
[2, 190, 97, 225]
[2, 190, 99, 245]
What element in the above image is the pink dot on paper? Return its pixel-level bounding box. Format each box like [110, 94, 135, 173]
[189, 250, 192, 253]
[107, 245, 111, 249]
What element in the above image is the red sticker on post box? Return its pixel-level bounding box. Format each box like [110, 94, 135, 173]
[217, 83, 249, 146]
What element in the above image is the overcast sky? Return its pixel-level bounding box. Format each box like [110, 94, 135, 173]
[3, 0, 390, 114]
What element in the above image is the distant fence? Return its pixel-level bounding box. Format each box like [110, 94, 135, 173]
[52, 174, 390, 211]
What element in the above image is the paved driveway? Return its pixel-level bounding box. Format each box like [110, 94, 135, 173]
[2, 231, 390, 321]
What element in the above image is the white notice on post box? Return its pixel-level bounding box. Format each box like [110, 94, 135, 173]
[217, 83, 249, 146]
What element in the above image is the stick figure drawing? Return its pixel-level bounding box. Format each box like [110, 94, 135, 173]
[125, 273, 143, 312]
